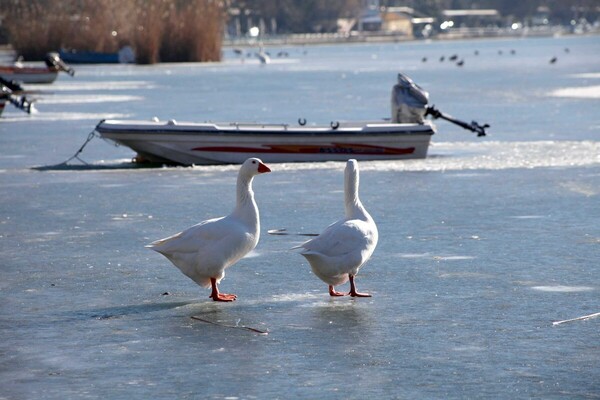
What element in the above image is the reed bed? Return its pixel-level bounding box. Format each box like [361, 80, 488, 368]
[3, 0, 225, 63]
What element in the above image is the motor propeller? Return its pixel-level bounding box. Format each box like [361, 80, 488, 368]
[425, 105, 489, 137]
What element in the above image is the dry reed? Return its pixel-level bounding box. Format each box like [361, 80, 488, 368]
[2, 0, 224, 63]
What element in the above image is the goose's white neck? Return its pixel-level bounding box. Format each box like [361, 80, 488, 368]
[344, 168, 369, 220]
[233, 173, 259, 224]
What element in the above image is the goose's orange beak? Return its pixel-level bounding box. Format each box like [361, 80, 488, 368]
[258, 162, 271, 173]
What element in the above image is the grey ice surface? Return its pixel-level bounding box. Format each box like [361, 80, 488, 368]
[1, 35, 599, 399]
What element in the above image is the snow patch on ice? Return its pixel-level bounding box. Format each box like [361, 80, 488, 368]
[570, 72, 600, 79]
[28, 80, 158, 91]
[37, 94, 144, 104]
[201, 141, 600, 173]
[397, 253, 432, 259]
[434, 255, 475, 261]
[531, 285, 595, 292]
[550, 85, 600, 99]
[559, 181, 598, 196]
[0, 112, 131, 122]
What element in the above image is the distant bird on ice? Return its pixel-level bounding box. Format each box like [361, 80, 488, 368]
[549, 56, 558, 64]
[256, 47, 271, 64]
[147, 158, 271, 301]
[294, 159, 378, 297]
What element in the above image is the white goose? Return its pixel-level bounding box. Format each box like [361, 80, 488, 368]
[146, 158, 271, 302]
[294, 159, 378, 297]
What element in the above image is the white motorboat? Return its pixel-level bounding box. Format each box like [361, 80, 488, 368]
[91, 73, 487, 166]
[0, 66, 60, 84]
[95, 119, 436, 165]
[0, 53, 74, 84]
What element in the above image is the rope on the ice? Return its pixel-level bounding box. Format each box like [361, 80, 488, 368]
[191, 315, 269, 335]
[34, 129, 97, 170]
[553, 312, 600, 326]
[60, 129, 97, 165]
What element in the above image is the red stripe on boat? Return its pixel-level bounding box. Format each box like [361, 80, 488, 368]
[192, 143, 415, 155]
[0, 66, 53, 75]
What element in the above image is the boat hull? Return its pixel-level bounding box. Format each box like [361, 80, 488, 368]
[0, 66, 58, 84]
[96, 119, 435, 165]
[58, 49, 119, 64]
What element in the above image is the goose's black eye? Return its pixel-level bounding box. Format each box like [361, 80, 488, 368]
[252, 160, 256, 164]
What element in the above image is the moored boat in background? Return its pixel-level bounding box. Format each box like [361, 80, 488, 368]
[0, 52, 74, 84]
[58, 46, 135, 64]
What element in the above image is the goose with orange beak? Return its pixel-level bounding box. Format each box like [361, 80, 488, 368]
[147, 158, 271, 301]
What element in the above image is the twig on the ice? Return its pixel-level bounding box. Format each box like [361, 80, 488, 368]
[552, 312, 600, 326]
[268, 228, 318, 237]
[191, 315, 268, 335]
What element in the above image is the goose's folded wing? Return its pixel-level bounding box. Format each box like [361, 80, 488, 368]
[147, 217, 227, 255]
[300, 220, 369, 257]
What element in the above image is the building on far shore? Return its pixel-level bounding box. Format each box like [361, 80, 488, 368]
[357, 0, 382, 32]
[353, 3, 418, 38]
[440, 9, 502, 29]
[381, 7, 414, 37]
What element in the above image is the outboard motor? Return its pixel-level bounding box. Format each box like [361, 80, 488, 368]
[0, 76, 25, 93]
[0, 77, 35, 114]
[391, 72, 489, 136]
[45, 52, 75, 76]
[391, 72, 429, 124]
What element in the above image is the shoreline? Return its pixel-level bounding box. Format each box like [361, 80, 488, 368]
[1, 29, 597, 63]
[222, 26, 599, 48]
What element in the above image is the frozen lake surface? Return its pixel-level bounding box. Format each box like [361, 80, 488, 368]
[1, 35, 599, 399]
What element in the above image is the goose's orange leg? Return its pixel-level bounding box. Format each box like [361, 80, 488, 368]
[209, 278, 237, 302]
[329, 285, 346, 297]
[348, 275, 371, 297]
